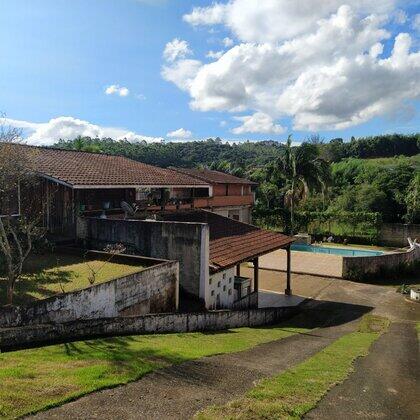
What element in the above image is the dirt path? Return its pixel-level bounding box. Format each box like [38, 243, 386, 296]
[31, 301, 367, 420]
[306, 321, 420, 419]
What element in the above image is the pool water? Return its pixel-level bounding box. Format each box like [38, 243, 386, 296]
[291, 243, 383, 257]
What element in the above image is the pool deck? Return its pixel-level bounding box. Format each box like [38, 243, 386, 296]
[255, 249, 343, 278]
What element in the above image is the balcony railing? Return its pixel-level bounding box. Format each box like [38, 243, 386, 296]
[193, 195, 254, 208]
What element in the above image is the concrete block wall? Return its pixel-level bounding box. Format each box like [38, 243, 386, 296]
[342, 246, 420, 279]
[379, 223, 420, 247]
[0, 254, 179, 328]
[78, 217, 209, 304]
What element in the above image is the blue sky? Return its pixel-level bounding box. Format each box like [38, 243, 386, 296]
[1, 0, 419, 145]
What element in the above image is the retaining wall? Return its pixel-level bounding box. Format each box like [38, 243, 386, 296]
[342, 246, 420, 279]
[0, 252, 179, 328]
[0, 305, 302, 352]
[379, 223, 420, 247]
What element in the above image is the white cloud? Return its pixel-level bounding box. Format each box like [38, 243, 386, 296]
[167, 128, 193, 139]
[206, 50, 224, 60]
[163, 38, 192, 62]
[232, 112, 286, 135]
[394, 9, 407, 25]
[163, 3, 420, 132]
[105, 84, 130, 97]
[183, 3, 227, 26]
[5, 116, 163, 145]
[223, 37, 234, 47]
[183, 0, 396, 43]
[161, 59, 202, 91]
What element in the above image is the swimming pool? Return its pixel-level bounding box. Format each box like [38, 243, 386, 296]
[291, 243, 383, 257]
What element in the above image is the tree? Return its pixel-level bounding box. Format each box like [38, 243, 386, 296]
[0, 117, 45, 305]
[404, 173, 420, 224]
[276, 135, 330, 233]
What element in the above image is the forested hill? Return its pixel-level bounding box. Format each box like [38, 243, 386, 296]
[55, 134, 419, 170]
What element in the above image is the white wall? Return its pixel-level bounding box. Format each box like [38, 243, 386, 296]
[205, 267, 236, 309]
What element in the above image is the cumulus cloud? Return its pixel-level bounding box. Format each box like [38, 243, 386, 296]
[5, 116, 163, 145]
[161, 59, 202, 91]
[232, 112, 286, 135]
[163, 38, 192, 62]
[183, 0, 396, 43]
[223, 37, 234, 47]
[163, 2, 420, 132]
[206, 50, 224, 60]
[105, 84, 130, 97]
[167, 128, 193, 139]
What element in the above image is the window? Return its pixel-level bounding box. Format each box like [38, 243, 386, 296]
[209, 278, 213, 285]
[211, 290, 215, 296]
[217, 281, 221, 288]
[222, 273, 226, 280]
[223, 285, 226, 291]
[228, 289, 232, 295]
[229, 277, 232, 283]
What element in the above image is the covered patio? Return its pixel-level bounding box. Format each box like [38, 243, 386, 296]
[158, 210, 296, 308]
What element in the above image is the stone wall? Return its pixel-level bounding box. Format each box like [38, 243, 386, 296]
[78, 217, 209, 302]
[0, 305, 302, 352]
[0, 252, 179, 328]
[342, 246, 420, 280]
[379, 223, 420, 247]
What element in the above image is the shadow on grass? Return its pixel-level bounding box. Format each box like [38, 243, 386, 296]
[0, 267, 75, 306]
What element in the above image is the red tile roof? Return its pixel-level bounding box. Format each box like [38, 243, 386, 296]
[4, 144, 209, 188]
[170, 167, 257, 185]
[159, 210, 294, 272]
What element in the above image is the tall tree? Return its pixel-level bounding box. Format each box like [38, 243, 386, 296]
[0, 118, 45, 305]
[276, 135, 330, 233]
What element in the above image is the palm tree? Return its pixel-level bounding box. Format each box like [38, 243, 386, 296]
[277, 135, 330, 234]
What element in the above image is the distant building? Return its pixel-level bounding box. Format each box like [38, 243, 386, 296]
[170, 167, 257, 223]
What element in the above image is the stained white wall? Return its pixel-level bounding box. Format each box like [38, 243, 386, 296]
[205, 267, 236, 309]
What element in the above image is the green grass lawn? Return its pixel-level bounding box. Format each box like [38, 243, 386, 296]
[0, 253, 141, 306]
[0, 324, 307, 419]
[197, 315, 389, 420]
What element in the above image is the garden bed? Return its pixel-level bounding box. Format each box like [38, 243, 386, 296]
[0, 252, 142, 307]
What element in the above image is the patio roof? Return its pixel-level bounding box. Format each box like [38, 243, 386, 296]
[3, 144, 210, 189]
[158, 210, 294, 272]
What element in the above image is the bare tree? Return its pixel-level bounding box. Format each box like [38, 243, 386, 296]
[85, 244, 126, 285]
[0, 116, 45, 305]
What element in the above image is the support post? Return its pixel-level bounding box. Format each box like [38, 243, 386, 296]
[285, 245, 292, 295]
[236, 264, 241, 277]
[253, 257, 259, 293]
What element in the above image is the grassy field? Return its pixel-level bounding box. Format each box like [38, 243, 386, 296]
[0, 324, 307, 418]
[0, 253, 141, 306]
[198, 315, 389, 420]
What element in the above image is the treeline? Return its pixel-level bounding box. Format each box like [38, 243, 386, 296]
[55, 133, 419, 167]
[321, 134, 419, 162]
[55, 137, 283, 169]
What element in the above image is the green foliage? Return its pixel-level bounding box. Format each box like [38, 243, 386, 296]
[297, 210, 381, 241]
[0, 325, 305, 418]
